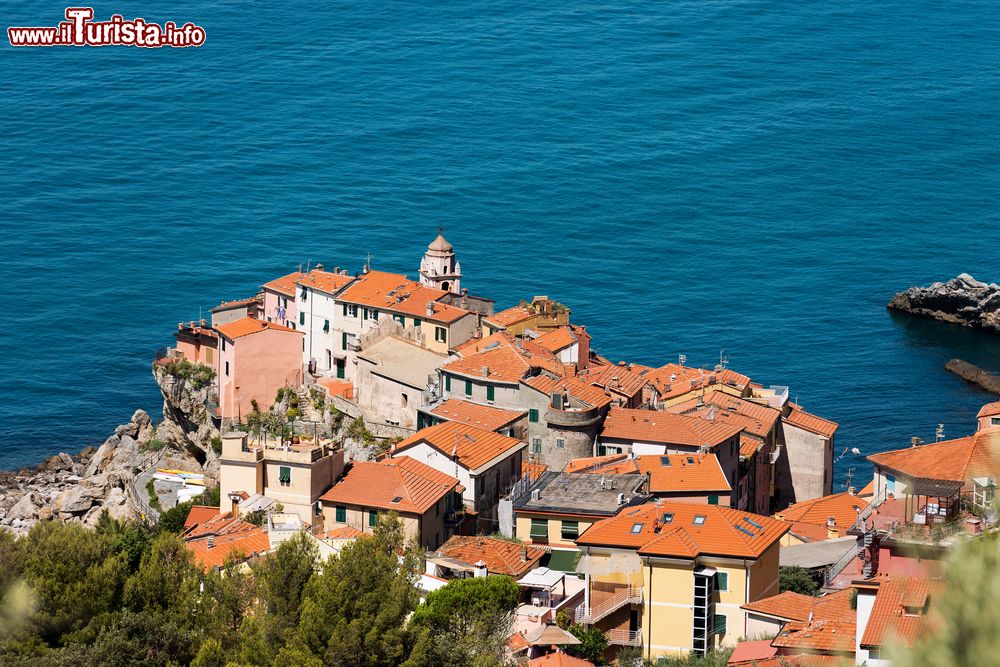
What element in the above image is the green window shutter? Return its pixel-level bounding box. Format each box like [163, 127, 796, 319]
[363, 308, 369, 320]
[716, 571, 729, 591]
[342, 332, 348, 350]
[323, 319, 330, 333]
[369, 511, 379, 527]
[343, 303, 347, 316]
[561, 521, 579, 541]
[335, 506, 346, 522]
[445, 376, 451, 392]
[465, 380, 472, 396]
[530, 519, 548, 539]
[529, 409, 539, 423]
[278, 466, 291, 484]
[708, 494, 719, 505]
[714, 613, 727, 635]
[413, 318, 421, 327]
[487, 385, 495, 402]
[299, 312, 305, 326]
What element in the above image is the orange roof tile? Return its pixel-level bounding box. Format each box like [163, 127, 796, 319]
[337, 270, 471, 324]
[211, 297, 259, 312]
[860, 577, 945, 649]
[184, 505, 221, 529]
[436, 535, 546, 578]
[443, 333, 565, 384]
[394, 421, 525, 472]
[533, 326, 577, 353]
[215, 317, 302, 340]
[977, 400, 1000, 419]
[528, 651, 595, 667]
[601, 406, 743, 449]
[579, 363, 650, 398]
[484, 304, 534, 328]
[565, 453, 730, 493]
[785, 403, 839, 438]
[577, 502, 788, 559]
[523, 460, 549, 479]
[186, 529, 271, 571]
[728, 640, 778, 664]
[564, 453, 634, 474]
[262, 270, 305, 297]
[857, 478, 876, 498]
[429, 399, 526, 431]
[774, 492, 869, 539]
[320, 526, 364, 540]
[867, 430, 1000, 482]
[320, 457, 458, 514]
[742, 589, 856, 623]
[185, 512, 258, 540]
[522, 374, 613, 410]
[671, 389, 781, 439]
[295, 268, 355, 295]
[771, 618, 856, 654]
[743, 657, 848, 667]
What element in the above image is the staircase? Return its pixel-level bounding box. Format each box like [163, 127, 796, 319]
[575, 586, 642, 624]
[605, 628, 642, 646]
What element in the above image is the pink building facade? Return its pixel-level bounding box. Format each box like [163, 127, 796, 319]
[261, 271, 303, 331]
[216, 318, 304, 422]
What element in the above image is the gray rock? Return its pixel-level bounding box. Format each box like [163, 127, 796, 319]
[55, 484, 103, 514]
[889, 274, 1000, 334]
[8, 493, 38, 521]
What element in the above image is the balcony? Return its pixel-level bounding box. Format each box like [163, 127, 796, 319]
[605, 628, 642, 646]
[575, 586, 642, 624]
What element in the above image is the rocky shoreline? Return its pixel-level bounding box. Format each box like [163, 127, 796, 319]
[888, 273, 1000, 334]
[946, 359, 1000, 395]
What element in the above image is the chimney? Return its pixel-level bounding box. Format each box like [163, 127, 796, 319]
[426, 302, 434, 317]
[520, 546, 528, 562]
[228, 491, 242, 518]
[207, 535, 215, 549]
[178, 322, 184, 330]
[848, 486, 856, 495]
[334, 266, 340, 274]
[481, 365, 490, 377]
[911, 436, 922, 447]
[474, 560, 488, 578]
[199, 319, 206, 327]
[189, 320, 196, 328]
[315, 262, 324, 271]
[618, 361, 626, 367]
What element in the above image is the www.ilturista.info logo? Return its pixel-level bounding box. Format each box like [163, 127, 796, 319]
[8, 7, 206, 47]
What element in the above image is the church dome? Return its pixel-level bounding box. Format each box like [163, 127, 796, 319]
[428, 233, 453, 253]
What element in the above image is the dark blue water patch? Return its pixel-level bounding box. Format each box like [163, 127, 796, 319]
[1, 0, 998, 479]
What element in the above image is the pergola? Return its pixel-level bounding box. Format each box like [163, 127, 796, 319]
[905, 478, 963, 525]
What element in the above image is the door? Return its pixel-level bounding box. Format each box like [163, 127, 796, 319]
[336, 358, 345, 379]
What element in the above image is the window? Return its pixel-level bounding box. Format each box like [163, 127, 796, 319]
[413, 318, 421, 327]
[224, 361, 230, 376]
[363, 308, 369, 320]
[342, 332, 348, 350]
[435, 327, 447, 343]
[532, 438, 542, 453]
[300, 287, 308, 301]
[465, 380, 472, 397]
[369, 511, 379, 527]
[445, 375, 452, 392]
[708, 494, 719, 505]
[556, 438, 565, 449]
[342, 303, 348, 317]
[325, 350, 332, 370]
[693, 514, 706, 526]
[348, 304, 358, 317]
[278, 466, 291, 486]
[280, 296, 287, 308]
[530, 519, 548, 539]
[661, 512, 674, 524]
[221, 338, 227, 352]
[335, 506, 346, 522]
[486, 385, 495, 402]
[630, 523, 644, 534]
[371, 309, 379, 321]
[299, 312, 305, 326]
[323, 319, 330, 333]
[529, 409, 539, 423]
[716, 571, 729, 591]
[401, 393, 408, 408]
[714, 613, 727, 635]
[992, 417, 1000, 427]
[314, 502, 323, 516]
[561, 521, 579, 540]
[394, 314, 405, 325]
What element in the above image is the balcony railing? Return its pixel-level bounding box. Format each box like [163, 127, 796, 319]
[575, 586, 642, 624]
[605, 628, 642, 646]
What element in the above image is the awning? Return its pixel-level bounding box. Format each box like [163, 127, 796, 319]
[576, 552, 641, 576]
[426, 556, 475, 572]
[546, 549, 583, 574]
[518, 567, 566, 589]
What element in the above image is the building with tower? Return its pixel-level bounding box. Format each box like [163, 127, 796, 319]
[420, 231, 462, 294]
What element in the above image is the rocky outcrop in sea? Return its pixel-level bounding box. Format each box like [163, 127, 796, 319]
[888, 273, 1000, 334]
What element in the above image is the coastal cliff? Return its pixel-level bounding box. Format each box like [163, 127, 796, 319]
[888, 273, 1000, 334]
[152, 360, 221, 472]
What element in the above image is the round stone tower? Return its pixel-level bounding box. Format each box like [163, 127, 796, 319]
[419, 232, 462, 294]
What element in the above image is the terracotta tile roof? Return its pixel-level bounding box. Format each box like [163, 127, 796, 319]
[601, 406, 743, 449]
[507, 632, 530, 654]
[774, 492, 869, 539]
[533, 326, 577, 353]
[867, 430, 1000, 482]
[523, 460, 549, 479]
[857, 478, 876, 498]
[978, 400, 1000, 419]
[262, 270, 305, 297]
[728, 639, 778, 664]
[742, 589, 856, 623]
[295, 268, 355, 295]
[671, 389, 781, 439]
[566, 454, 731, 493]
[185, 511, 258, 540]
[579, 363, 651, 398]
[743, 656, 848, 667]
[215, 317, 302, 340]
[522, 374, 613, 410]
[184, 505, 221, 529]
[211, 297, 259, 312]
[320, 457, 458, 514]
[576, 501, 788, 559]
[860, 577, 945, 649]
[443, 333, 565, 384]
[436, 535, 546, 578]
[429, 399, 526, 431]
[740, 435, 763, 458]
[785, 403, 839, 438]
[772, 618, 856, 653]
[484, 304, 534, 328]
[394, 421, 525, 472]
[320, 526, 364, 540]
[643, 364, 752, 400]
[187, 529, 271, 571]
[336, 270, 471, 324]
[528, 651, 595, 667]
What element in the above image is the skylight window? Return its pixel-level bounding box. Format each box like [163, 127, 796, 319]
[631, 523, 644, 534]
[660, 456, 671, 466]
[687, 457, 695, 464]
[661, 512, 674, 524]
[390, 496, 403, 504]
[735, 524, 756, 537]
[742, 517, 764, 530]
[693, 515, 706, 526]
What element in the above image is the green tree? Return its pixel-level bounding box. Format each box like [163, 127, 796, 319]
[778, 566, 818, 596]
[80, 609, 195, 667]
[567, 624, 608, 663]
[253, 531, 318, 638]
[123, 532, 200, 617]
[191, 637, 226, 667]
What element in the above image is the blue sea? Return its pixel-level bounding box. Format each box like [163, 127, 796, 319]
[2, 1, 998, 484]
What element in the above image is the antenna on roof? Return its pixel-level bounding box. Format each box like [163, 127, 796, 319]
[844, 467, 855, 491]
[678, 354, 687, 366]
[305, 258, 312, 273]
[719, 349, 729, 370]
[935, 423, 945, 441]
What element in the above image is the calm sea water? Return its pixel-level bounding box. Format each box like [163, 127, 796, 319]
[2, 1, 998, 482]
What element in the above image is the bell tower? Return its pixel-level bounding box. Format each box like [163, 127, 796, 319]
[419, 230, 461, 294]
